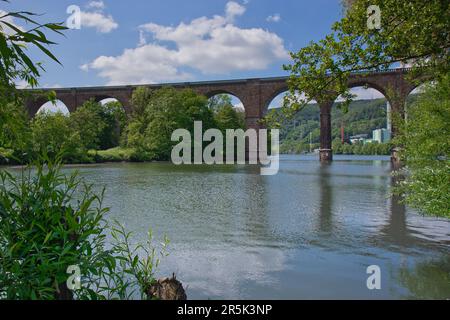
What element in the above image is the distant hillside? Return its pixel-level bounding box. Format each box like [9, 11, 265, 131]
[278, 98, 388, 153]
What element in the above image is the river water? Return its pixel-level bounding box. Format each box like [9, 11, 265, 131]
[57, 155, 450, 299]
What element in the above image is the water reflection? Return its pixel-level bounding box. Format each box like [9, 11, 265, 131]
[317, 163, 334, 234]
[36, 155, 449, 299]
[398, 255, 450, 299]
[380, 175, 409, 245]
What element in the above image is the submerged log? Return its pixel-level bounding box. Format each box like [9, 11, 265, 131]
[147, 273, 187, 300]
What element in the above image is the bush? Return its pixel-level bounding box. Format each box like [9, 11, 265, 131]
[0, 147, 15, 165]
[71, 100, 126, 151]
[0, 159, 108, 299]
[88, 147, 137, 163]
[0, 102, 32, 163]
[0, 158, 168, 300]
[394, 74, 450, 217]
[209, 94, 245, 132]
[30, 112, 87, 163]
[124, 87, 216, 161]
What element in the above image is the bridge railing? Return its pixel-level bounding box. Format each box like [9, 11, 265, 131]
[346, 67, 414, 75]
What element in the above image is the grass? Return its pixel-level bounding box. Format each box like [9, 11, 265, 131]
[88, 147, 137, 162]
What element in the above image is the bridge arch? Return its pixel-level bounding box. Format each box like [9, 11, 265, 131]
[96, 96, 127, 113]
[335, 86, 390, 141]
[406, 78, 434, 97]
[266, 90, 318, 114]
[89, 95, 129, 112]
[90, 95, 118, 104]
[337, 86, 387, 102]
[346, 80, 390, 102]
[33, 99, 71, 117]
[207, 92, 245, 113]
[404, 80, 435, 121]
[203, 89, 244, 101]
[99, 97, 118, 105]
[264, 85, 289, 112]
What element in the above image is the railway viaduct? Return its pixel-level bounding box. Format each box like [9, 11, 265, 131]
[25, 68, 425, 162]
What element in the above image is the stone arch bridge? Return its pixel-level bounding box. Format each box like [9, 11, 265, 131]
[25, 68, 426, 161]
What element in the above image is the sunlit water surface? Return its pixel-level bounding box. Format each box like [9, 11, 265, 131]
[15, 155, 450, 299]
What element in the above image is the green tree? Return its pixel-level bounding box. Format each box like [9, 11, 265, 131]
[283, 0, 449, 112]
[0, 1, 66, 93]
[394, 75, 450, 218]
[0, 160, 169, 300]
[124, 87, 215, 160]
[209, 94, 245, 132]
[71, 100, 107, 150]
[71, 99, 126, 151]
[0, 1, 69, 164]
[0, 101, 31, 162]
[0, 1, 67, 161]
[101, 100, 126, 149]
[0, 3, 171, 300]
[282, 0, 449, 217]
[30, 111, 85, 162]
[0, 161, 107, 299]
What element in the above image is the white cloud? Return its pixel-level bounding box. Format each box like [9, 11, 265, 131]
[234, 102, 245, 111]
[268, 92, 317, 109]
[77, 1, 118, 33]
[42, 83, 62, 89]
[37, 100, 70, 115]
[80, 11, 118, 33]
[138, 29, 147, 46]
[80, 63, 90, 72]
[345, 87, 385, 100]
[82, 44, 191, 84]
[100, 97, 118, 105]
[268, 87, 385, 109]
[82, 1, 288, 85]
[266, 14, 281, 23]
[15, 79, 29, 89]
[225, 1, 246, 21]
[0, 10, 25, 35]
[86, 0, 105, 10]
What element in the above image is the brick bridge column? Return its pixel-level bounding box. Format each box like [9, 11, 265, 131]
[319, 100, 334, 162]
[241, 80, 264, 161]
[389, 96, 407, 168]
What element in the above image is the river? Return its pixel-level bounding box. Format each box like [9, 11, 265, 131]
[45, 155, 450, 299]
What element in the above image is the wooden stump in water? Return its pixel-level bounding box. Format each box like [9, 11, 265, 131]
[147, 274, 187, 300]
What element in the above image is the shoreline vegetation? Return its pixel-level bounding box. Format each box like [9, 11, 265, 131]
[0, 88, 246, 166]
[2, 145, 393, 167]
[1, 153, 394, 171]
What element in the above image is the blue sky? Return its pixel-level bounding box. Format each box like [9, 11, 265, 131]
[5, 0, 344, 88]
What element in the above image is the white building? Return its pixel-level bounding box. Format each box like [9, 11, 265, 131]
[372, 128, 391, 143]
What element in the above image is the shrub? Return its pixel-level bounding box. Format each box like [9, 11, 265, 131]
[394, 74, 450, 217]
[30, 112, 86, 163]
[88, 147, 136, 163]
[71, 100, 126, 151]
[124, 87, 216, 161]
[0, 158, 168, 300]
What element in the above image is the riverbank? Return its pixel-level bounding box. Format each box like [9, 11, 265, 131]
[1, 147, 153, 166]
[1, 147, 394, 168]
